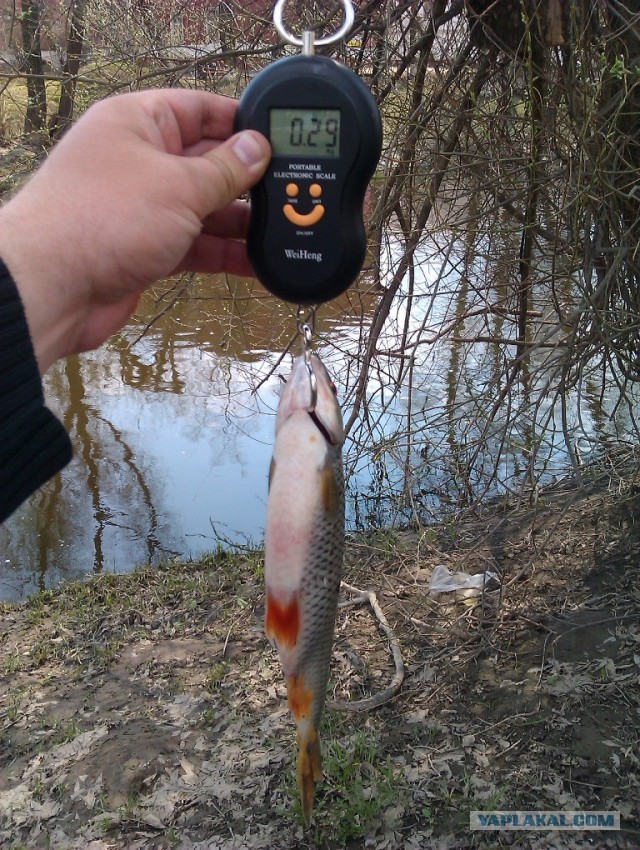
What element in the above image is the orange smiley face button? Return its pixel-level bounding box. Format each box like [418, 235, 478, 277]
[283, 182, 325, 226]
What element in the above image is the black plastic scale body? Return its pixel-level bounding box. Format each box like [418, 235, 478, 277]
[235, 53, 382, 304]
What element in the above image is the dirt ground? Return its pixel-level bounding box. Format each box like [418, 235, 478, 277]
[1, 451, 639, 850]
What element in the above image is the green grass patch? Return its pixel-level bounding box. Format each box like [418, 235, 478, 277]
[285, 727, 404, 845]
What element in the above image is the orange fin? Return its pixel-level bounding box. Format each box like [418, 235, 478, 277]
[286, 673, 313, 721]
[320, 465, 340, 515]
[265, 590, 299, 649]
[297, 725, 323, 823]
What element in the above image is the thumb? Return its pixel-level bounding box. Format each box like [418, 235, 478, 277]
[198, 130, 271, 214]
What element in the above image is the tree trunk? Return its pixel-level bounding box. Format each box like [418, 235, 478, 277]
[49, 0, 88, 139]
[20, 0, 47, 135]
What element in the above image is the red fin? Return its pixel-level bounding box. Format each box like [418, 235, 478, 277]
[297, 725, 322, 823]
[265, 591, 300, 649]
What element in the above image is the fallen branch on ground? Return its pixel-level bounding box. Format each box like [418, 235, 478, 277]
[328, 581, 405, 713]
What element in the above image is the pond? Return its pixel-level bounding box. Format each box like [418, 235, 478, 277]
[0, 273, 379, 601]
[1, 239, 636, 601]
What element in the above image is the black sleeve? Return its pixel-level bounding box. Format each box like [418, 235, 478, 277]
[0, 259, 72, 523]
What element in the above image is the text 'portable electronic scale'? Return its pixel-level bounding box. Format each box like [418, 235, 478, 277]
[235, 0, 382, 305]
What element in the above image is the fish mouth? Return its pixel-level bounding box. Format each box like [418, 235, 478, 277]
[308, 410, 339, 446]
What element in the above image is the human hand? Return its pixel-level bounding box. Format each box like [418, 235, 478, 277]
[0, 89, 271, 373]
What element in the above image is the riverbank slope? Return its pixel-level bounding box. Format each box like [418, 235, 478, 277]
[1, 452, 639, 849]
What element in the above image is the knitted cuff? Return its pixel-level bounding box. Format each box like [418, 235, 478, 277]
[0, 258, 72, 522]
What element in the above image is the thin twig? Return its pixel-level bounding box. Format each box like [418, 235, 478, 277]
[328, 581, 404, 713]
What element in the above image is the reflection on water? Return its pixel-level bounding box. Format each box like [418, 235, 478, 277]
[0, 275, 376, 600]
[1, 246, 638, 601]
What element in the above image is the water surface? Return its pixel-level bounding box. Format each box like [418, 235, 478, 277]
[2, 241, 636, 601]
[0, 274, 374, 600]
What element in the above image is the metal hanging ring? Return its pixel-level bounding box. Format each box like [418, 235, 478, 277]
[273, 0, 355, 48]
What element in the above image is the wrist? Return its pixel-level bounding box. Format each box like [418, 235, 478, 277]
[0, 196, 85, 374]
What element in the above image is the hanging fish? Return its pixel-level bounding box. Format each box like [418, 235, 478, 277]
[264, 352, 345, 822]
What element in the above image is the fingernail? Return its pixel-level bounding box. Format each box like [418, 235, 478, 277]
[233, 131, 268, 168]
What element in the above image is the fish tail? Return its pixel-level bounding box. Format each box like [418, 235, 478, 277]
[297, 724, 323, 823]
[285, 674, 322, 821]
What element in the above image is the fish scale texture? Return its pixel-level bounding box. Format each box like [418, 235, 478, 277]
[294, 450, 345, 726]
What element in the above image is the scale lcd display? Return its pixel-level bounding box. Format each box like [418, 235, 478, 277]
[269, 108, 340, 157]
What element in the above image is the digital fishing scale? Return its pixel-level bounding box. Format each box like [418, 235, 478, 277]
[235, 0, 382, 305]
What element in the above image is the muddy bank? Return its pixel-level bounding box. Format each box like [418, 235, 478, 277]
[1, 452, 639, 849]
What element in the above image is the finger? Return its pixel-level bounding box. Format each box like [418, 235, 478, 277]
[200, 200, 251, 240]
[188, 130, 271, 219]
[183, 139, 223, 158]
[178, 233, 255, 278]
[146, 89, 240, 148]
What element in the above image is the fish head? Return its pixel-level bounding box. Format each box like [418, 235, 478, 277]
[276, 354, 344, 447]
